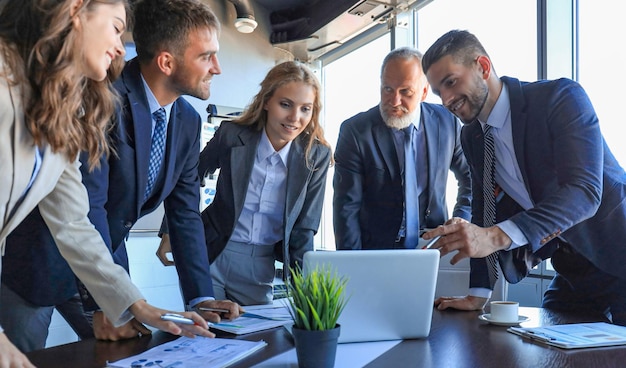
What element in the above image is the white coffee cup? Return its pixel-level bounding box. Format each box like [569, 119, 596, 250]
[490, 301, 519, 323]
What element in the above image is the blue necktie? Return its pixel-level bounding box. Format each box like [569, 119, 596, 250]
[404, 126, 419, 248]
[483, 124, 500, 287]
[145, 108, 167, 201]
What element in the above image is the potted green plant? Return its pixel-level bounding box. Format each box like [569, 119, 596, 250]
[287, 263, 349, 368]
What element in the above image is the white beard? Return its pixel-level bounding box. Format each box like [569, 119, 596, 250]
[379, 104, 419, 130]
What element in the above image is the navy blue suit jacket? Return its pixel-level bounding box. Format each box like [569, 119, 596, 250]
[333, 103, 472, 250]
[199, 122, 331, 270]
[466, 76, 626, 288]
[2, 59, 213, 306]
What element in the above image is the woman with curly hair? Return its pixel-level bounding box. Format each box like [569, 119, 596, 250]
[0, 1, 211, 365]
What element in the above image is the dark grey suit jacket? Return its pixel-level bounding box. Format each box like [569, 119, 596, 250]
[333, 103, 472, 250]
[199, 121, 331, 270]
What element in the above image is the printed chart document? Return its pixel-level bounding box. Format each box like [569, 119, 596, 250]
[106, 336, 266, 368]
[508, 322, 626, 349]
[211, 303, 292, 335]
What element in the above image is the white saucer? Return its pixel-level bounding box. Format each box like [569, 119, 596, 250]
[478, 313, 529, 326]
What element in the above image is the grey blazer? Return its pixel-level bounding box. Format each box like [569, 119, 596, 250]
[199, 121, 332, 270]
[0, 53, 142, 327]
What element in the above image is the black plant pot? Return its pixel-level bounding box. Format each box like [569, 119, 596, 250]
[292, 324, 341, 368]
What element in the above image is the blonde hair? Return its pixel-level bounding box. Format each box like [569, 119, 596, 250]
[0, 0, 129, 170]
[234, 61, 333, 167]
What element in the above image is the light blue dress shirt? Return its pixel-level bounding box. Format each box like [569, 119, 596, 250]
[231, 128, 290, 246]
[141, 76, 173, 140]
[391, 108, 427, 241]
[480, 84, 532, 248]
[472, 84, 534, 298]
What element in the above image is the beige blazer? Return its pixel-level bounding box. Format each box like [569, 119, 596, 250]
[0, 53, 143, 327]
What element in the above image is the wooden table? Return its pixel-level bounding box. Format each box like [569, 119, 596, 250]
[26, 327, 293, 368]
[364, 307, 625, 368]
[27, 307, 626, 368]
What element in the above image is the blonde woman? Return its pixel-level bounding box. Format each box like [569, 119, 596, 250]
[159, 61, 332, 305]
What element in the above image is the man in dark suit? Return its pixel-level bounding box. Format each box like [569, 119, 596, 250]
[333, 47, 471, 251]
[0, 0, 241, 352]
[421, 30, 626, 325]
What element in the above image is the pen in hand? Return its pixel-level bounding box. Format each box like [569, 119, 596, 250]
[160, 313, 211, 327]
[198, 307, 231, 313]
[421, 235, 442, 249]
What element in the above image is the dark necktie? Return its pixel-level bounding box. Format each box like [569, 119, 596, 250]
[145, 108, 167, 201]
[404, 126, 419, 248]
[483, 124, 500, 288]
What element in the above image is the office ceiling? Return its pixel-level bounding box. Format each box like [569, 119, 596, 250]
[252, 0, 433, 62]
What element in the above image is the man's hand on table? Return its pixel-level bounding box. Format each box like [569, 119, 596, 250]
[435, 295, 488, 311]
[195, 300, 245, 323]
[93, 311, 152, 340]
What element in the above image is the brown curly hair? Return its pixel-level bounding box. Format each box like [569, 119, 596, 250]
[0, 0, 130, 170]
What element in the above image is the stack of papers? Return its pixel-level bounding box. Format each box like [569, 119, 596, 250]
[107, 336, 266, 368]
[508, 322, 626, 349]
[211, 303, 292, 335]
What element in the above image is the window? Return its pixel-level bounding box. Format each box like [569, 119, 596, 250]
[416, 0, 537, 102]
[578, 0, 626, 167]
[317, 33, 391, 250]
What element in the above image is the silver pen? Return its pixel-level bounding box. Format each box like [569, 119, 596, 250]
[160, 313, 199, 326]
[421, 235, 442, 249]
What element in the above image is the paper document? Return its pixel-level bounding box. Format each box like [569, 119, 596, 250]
[211, 307, 292, 335]
[508, 322, 626, 349]
[106, 336, 266, 368]
[211, 303, 292, 335]
[244, 302, 292, 320]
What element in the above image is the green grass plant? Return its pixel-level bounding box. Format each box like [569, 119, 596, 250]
[287, 263, 349, 331]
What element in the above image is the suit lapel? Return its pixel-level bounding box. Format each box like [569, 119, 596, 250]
[285, 137, 310, 224]
[1, 145, 63, 248]
[123, 61, 153, 203]
[159, 102, 180, 199]
[372, 121, 400, 179]
[231, 128, 259, 216]
[422, 104, 439, 203]
[5, 85, 34, 225]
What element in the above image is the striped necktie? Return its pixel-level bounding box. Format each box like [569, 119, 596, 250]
[483, 124, 499, 288]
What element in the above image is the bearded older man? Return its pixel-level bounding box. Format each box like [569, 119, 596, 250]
[333, 47, 471, 251]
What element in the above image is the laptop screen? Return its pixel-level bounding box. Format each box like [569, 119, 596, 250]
[303, 249, 440, 343]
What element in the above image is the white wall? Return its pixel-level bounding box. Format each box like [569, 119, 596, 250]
[183, 0, 278, 113]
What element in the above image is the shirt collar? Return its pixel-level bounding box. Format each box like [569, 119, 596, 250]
[141, 74, 174, 118]
[410, 104, 422, 131]
[257, 128, 292, 166]
[481, 84, 510, 129]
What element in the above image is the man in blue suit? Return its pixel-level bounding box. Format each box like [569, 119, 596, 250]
[422, 30, 626, 325]
[0, 0, 241, 351]
[333, 47, 471, 250]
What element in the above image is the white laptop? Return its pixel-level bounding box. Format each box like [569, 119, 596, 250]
[302, 249, 439, 343]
